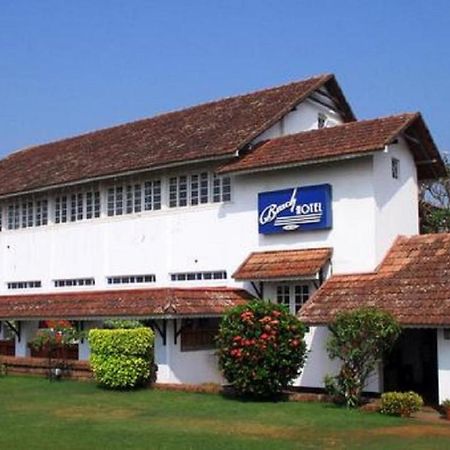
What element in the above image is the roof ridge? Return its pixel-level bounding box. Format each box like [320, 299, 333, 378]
[5, 74, 331, 160]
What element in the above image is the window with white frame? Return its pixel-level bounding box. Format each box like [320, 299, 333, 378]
[54, 278, 95, 287]
[106, 274, 156, 285]
[108, 179, 161, 216]
[56, 190, 100, 223]
[170, 271, 227, 282]
[276, 284, 310, 314]
[7, 280, 41, 290]
[169, 172, 230, 207]
[213, 174, 231, 202]
[7, 197, 48, 230]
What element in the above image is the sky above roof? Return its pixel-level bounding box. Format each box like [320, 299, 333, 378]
[1, 1, 449, 158]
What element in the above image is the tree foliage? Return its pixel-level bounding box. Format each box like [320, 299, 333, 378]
[420, 154, 450, 233]
[216, 300, 307, 398]
[325, 307, 401, 408]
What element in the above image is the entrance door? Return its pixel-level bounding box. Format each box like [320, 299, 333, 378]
[383, 329, 438, 405]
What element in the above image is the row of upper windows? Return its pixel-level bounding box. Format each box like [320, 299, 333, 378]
[6, 271, 228, 289]
[0, 172, 231, 231]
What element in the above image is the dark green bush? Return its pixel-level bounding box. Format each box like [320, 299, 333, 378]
[89, 327, 154, 389]
[216, 300, 307, 398]
[380, 391, 423, 417]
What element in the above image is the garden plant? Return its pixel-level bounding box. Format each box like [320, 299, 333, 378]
[216, 299, 307, 398]
[325, 307, 401, 408]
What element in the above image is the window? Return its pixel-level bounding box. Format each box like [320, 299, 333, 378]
[171, 271, 227, 282]
[212, 175, 231, 203]
[55, 195, 68, 223]
[169, 172, 230, 208]
[180, 318, 220, 352]
[54, 278, 95, 287]
[144, 180, 161, 211]
[7, 280, 41, 290]
[106, 274, 156, 285]
[318, 112, 327, 129]
[392, 158, 400, 179]
[276, 284, 309, 314]
[108, 180, 161, 216]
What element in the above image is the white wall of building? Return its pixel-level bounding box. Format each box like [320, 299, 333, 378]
[437, 329, 450, 402]
[373, 137, 419, 263]
[254, 96, 343, 143]
[154, 320, 223, 384]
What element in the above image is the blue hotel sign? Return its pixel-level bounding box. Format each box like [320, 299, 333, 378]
[258, 184, 332, 234]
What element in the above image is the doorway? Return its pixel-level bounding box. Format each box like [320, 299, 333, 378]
[383, 329, 438, 405]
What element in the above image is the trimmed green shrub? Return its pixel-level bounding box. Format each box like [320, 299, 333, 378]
[89, 327, 154, 389]
[325, 307, 401, 408]
[380, 391, 423, 417]
[103, 319, 143, 329]
[216, 300, 307, 398]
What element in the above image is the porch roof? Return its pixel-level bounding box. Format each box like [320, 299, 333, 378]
[0, 287, 252, 320]
[299, 233, 450, 326]
[233, 248, 332, 281]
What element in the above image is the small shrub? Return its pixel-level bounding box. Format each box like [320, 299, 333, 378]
[380, 391, 423, 417]
[89, 327, 154, 389]
[103, 319, 143, 329]
[442, 399, 450, 409]
[325, 307, 401, 408]
[216, 300, 307, 398]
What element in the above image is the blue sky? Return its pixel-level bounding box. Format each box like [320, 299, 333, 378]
[1, 1, 449, 157]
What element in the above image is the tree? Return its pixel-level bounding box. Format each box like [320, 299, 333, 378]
[420, 153, 450, 233]
[216, 300, 307, 398]
[325, 307, 401, 408]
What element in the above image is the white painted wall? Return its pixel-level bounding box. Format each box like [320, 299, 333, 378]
[438, 329, 450, 403]
[254, 97, 343, 143]
[373, 137, 419, 263]
[15, 321, 39, 357]
[154, 320, 223, 384]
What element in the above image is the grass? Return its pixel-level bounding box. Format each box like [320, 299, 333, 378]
[1, 376, 450, 449]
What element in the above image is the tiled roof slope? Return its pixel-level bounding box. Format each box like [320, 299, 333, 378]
[233, 248, 332, 280]
[0, 287, 252, 319]
[0, 74, 353, 197]
[219, 113, 445, 180]
[299, 234, 450, 326]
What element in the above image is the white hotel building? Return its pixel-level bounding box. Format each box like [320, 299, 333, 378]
[0, 73, 449, 403]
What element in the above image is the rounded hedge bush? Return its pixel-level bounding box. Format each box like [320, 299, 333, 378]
[216, 300, 307, 397]
[380, 391, 424, 417]
[89, 327, 154, 389]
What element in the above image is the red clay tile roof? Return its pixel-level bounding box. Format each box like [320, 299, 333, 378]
[0, 74, 354, 197]
[218, 113, 445, 180]
[299, 234, 450, 326]
[233, 248, 332, 281]
[0, 287, 252, 320]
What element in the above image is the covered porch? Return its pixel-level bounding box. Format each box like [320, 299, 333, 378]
[0, 287, 252, 384]
[299, 233, 450, 404]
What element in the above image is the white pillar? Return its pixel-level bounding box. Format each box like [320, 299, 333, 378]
[15, 321, 39, 357]
[437, 328, 450, 403]
[154, 319, 172, 383]
[78, 321, 103, 360]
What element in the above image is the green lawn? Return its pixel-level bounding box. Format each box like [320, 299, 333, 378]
[1, 376, 449, 449]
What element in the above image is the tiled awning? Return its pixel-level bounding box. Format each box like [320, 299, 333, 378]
[0, 287, 252, 320]
[299, 234, 450, 326]
[233, 248, 332, 281]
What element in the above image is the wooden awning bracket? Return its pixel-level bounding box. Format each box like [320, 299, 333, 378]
[148, 320, 167, 346]
[250, 281, 264, 299]
[5, 321, 20, 342]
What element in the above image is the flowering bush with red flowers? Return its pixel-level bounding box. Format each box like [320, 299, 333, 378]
[216, 300, 307, 397]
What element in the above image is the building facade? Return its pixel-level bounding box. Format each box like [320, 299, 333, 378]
[0, 74, 448, 402]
